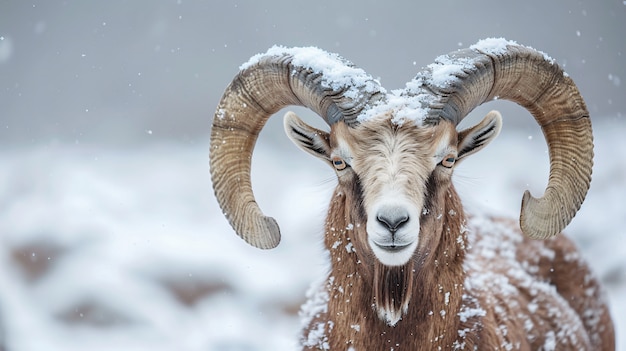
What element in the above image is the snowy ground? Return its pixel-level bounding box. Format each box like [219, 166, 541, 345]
[0, 117, 624, 350]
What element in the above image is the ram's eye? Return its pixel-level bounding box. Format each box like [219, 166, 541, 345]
[332, 156, 347, 171]
[440, 154, 456, 168]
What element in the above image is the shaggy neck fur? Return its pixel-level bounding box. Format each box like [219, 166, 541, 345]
[302, 178, 468, 350]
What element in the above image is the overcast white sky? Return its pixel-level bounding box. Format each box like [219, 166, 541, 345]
[0, 0, 624, 147]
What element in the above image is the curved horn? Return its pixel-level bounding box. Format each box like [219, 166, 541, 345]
[409, 38, 592, 239]
[210, 46, 385, 249]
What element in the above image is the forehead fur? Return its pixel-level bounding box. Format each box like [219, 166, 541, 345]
[350, 116, 456, 165]
[333, 115, 457, 207]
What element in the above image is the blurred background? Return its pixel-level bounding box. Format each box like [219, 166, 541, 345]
[1, 0, 624, 146]
[0, 1, 624, 350]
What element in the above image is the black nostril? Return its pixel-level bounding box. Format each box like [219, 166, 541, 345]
[376, 207, 409, 233]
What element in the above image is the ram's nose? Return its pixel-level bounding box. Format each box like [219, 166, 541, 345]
[369, 204, 418, 266]
[376, 206, 410, 234]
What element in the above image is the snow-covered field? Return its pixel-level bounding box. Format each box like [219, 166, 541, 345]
[0, 117, 624, 350]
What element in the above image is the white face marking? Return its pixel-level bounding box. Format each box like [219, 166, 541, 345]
[352, 120, 457, 266]
[367, 188, 422, 266]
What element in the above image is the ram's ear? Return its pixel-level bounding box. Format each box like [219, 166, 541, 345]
[284, 111, 331, 161]
[457, 110, 502, 162]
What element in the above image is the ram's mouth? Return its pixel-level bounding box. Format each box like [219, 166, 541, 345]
[373, 242, 412, 253]
[370, 239, 417, 266]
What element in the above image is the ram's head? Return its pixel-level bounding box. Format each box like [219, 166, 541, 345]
[210, 39, 592, 268]
[283, 109, 501, 266]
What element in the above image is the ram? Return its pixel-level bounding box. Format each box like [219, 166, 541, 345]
[209, 38, 614, 350]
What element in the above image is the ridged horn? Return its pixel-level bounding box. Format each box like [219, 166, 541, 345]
[410, 38, 593, 239]
[210, 46, 385, 249]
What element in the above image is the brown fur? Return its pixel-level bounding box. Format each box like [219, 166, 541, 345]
[297, 119, 614, 350]
[301, 186, 614, 350]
